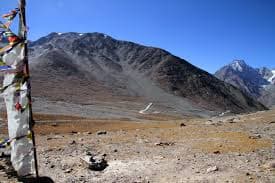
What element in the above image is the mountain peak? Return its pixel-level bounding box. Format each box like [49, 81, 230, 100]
[33, 32, 111, 42]
[27, 32, 267, 114]
[215, 61, 275, 107]
[229, 60, 247, 72]
[47, 32, 111, 38]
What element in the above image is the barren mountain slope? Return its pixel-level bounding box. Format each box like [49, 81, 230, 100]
[28, 32, 267, 114]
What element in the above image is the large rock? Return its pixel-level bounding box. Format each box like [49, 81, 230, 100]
[81, 153, 108, 171]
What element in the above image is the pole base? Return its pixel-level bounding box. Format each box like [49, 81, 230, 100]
[18, 176, 54, 183]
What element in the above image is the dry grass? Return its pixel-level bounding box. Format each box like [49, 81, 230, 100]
[0, 112, 182, 134]
[33, 120, 177, 135]
[0, 112, 88, 121]
[1, 110, 274, 155]
[193, 131, 272, 153]
[0, 112, 90, 134]
[137, 113, 184, 121]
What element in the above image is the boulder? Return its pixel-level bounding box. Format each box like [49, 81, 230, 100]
[81, 154, 108, 171]
[206, 166, 218, 173]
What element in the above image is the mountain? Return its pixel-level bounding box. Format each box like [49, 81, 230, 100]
[27, 32, 266, 116]
[214, 60, 268, 97]
[215, 60, 275, 107]
[257, 67, 275, 85]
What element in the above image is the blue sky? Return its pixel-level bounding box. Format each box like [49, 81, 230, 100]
[1, 0, 275, 73]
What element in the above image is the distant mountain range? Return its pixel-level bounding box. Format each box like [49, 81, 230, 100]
[27, 32, 266, 116]
[215, 60, 275, 107]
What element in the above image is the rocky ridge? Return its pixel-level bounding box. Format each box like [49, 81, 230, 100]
[27, 32, 266, 116]
[215, 60, 275, 107]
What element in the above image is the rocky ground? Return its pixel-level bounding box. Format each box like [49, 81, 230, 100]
[0, 109, 275, 182]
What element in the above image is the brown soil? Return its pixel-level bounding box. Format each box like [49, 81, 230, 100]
[0, 109, 275, 182]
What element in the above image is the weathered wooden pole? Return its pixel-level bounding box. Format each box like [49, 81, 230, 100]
[19, 0, 39, 178]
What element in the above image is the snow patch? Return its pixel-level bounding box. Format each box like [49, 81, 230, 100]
[79, 33, 84, 36]
[139, 103, 153, 114]
[268, 70, 275, 83]
[57, 33, 63, 35]
[231, 61, 243, 72]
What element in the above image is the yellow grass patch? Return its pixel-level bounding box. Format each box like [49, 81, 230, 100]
[193, 131, 272, 153]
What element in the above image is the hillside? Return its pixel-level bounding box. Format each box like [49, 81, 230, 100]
[28, 32, 267, 116]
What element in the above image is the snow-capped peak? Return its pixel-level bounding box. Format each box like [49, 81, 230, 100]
[57, 32, 63, 35]
[230, 60, 246, 72]
[268, 70, 275, 83]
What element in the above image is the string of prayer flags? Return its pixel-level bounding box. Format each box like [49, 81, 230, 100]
[0, 0, 38, 177]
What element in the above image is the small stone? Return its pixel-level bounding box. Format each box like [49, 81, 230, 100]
[57, 148, 62, 151]
[64, 168, 73, 173]
[249, 134, 261, 139]
[233, 118, 240, 122]
[180, 123, 186, 127]
[86, 151, 93, 156]
[154, 142, 175, 146]
[51, 123, 58, 127]
[71, 131, 78, 134]
[205, 120, 213, 125]
[70, 140, 76, 145]
[113, 149, 118, 153]
[50, 165, 55, 168]
[263, 160, 275, 169]
[97, 131, 107, 135]
[213, 151, 221, 154]
[227, 118, 236, 123]
[207, 166, 218, 173]
[61, 165, 66, 170]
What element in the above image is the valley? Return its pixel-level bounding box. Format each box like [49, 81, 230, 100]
[1, 107, 274, 182]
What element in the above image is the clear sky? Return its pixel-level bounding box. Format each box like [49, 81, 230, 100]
[1, 0, 275, 73]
